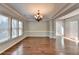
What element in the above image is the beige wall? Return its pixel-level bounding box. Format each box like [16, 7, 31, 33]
[24, 21, 50, 37]
[28, 21, 49, 32]
[23, 19, 56, 38]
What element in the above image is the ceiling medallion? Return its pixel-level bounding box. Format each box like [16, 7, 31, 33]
[34, 10, 43, 22]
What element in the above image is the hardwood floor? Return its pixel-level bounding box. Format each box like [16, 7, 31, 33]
[1, 37, 79, 55]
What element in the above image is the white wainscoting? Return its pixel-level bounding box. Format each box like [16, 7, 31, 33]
[26, 31, 49, 37]
[25, 31, 55, 39]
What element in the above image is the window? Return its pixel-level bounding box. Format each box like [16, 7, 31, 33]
[12, 19, 18, 38]
[0, 15, 9, 42]
[19, 21, 23, 36]
[56, 21, 64, 36]
[0, 15, 24, 43]
[70, 21, 78, 40]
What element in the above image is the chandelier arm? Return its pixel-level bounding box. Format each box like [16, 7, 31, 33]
[34, 10, 43, 22]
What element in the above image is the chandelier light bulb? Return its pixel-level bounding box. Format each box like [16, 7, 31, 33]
[34, 10, 43, 22]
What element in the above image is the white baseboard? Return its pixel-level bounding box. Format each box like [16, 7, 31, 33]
[64, 37, 79, 43]
[0, 34, 27, 54]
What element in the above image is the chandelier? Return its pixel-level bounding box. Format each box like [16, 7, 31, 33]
[34, 10, 43, 22]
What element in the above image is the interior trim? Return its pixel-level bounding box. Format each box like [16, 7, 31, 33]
[0, 34, 27, 54]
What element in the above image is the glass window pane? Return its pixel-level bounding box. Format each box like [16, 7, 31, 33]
[70, 21, 78, 40]
[0, 15, 9, 42]
[19, 21, 23, 36]
[12, 19, 18, 38]
[56, 21, 64, 36]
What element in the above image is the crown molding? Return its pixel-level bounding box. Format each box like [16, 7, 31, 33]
[57, 8, 79, 20]
[52, 3, 76, 20]
[0, 3, 76, 21]
[51, 4, 70, 18]
[0, 3, 26, 20]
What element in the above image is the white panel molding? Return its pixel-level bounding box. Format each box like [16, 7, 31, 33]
[24, 31, 56, 39]
[26, 31, 49, 37]
[49, 32, 54, 38]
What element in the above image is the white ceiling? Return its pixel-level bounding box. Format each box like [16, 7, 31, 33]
[7, 3, 68, 21]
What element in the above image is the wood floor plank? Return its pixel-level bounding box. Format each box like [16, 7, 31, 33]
[1, 37, 79, 55]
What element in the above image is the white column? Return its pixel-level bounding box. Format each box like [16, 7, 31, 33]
[49, 19, 55, 39]
[78, 20, 79, 40]
[49, 20, 52, 38]
[8, 16, 12, 40]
